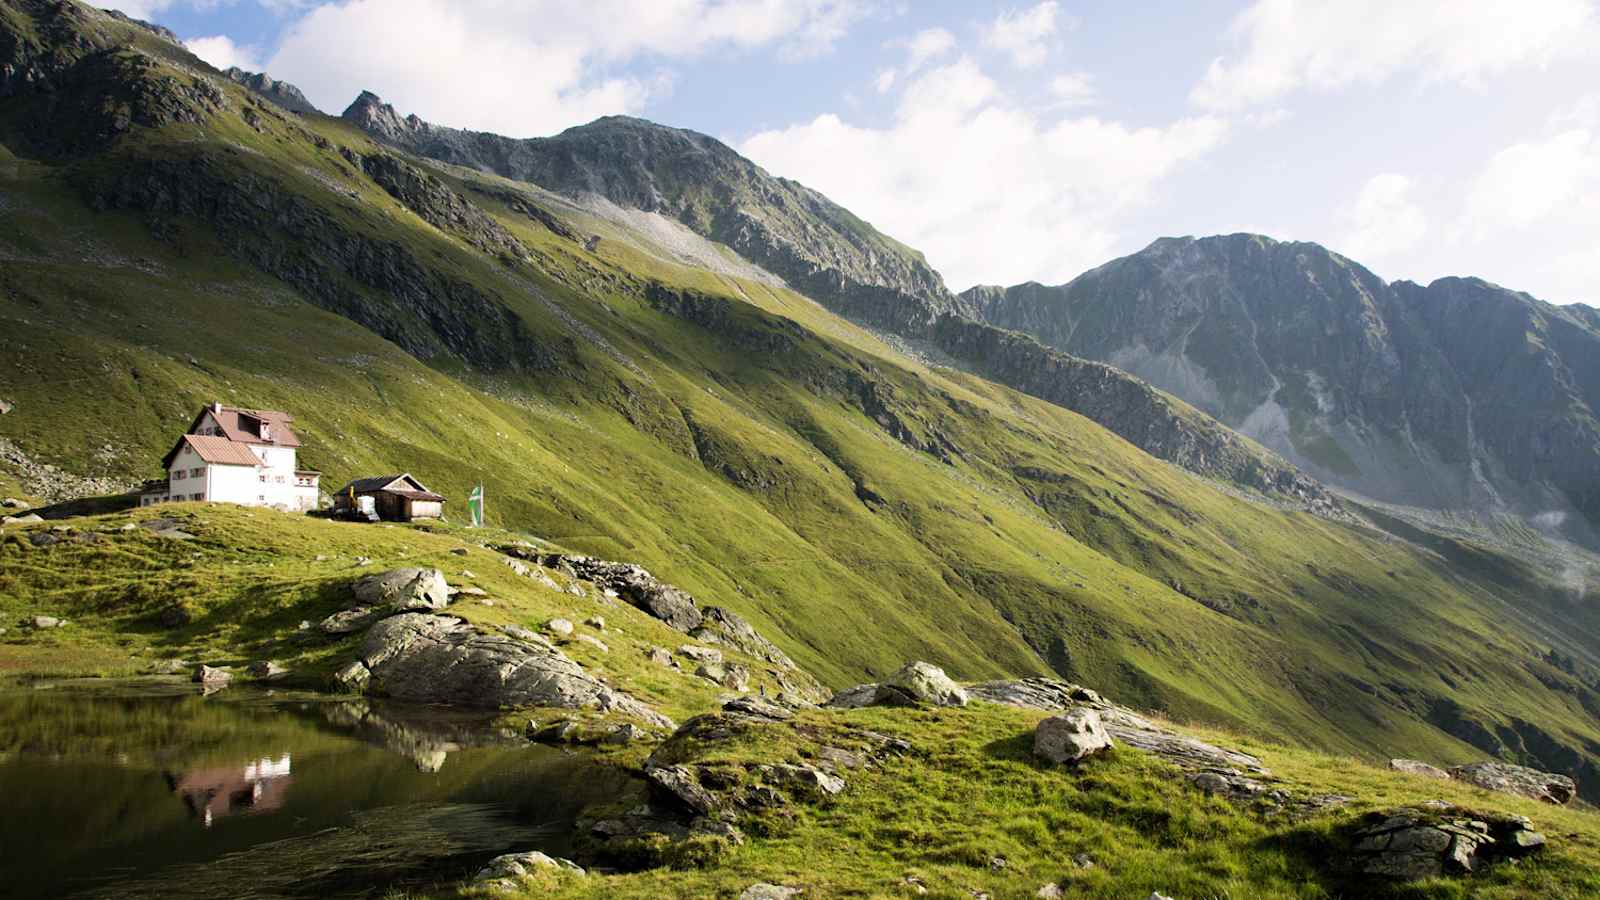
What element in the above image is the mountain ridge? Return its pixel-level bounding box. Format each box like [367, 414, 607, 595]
[965, 233, 1600, 547]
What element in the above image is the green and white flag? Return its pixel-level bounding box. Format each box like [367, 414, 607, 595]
[467, 484, 484, 527]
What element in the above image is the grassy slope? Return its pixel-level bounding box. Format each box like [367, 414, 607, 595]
[0, 25, 1597, 791]
[493, 703, 1600, 900]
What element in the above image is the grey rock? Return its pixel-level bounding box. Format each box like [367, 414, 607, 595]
[359, 613, 671, 724]
[1034, 708, 1114, 764]
[546, 618, 574, 637]
[472, 850, 584, 882]
[332, 659, 370, 692]
[4, 513, 43, 525]
[605, 723, 645, 745]
[318, 606, 386, 635]
[883, 661, 967, 706]
[584, 615, 605, 630]
[26, 615, 61, 629]
[646, 764, 723, 816]
[246, 660, 287, 679]
[1036, 885, 1063, 899]
[824, 682, 883, 708]
[575, 634, 609, 653]
[158, 604, 192, 628]
[352, 567, 450, 611]
[1348, 805, 1549, 880]
[677, 644, 722, 664]
[192, 664, 231, 686]
[646, 645, 676, 667]
[1, 498, 27, 508]
[723, 697, 793, 720]
[1390, 758, 1451, 779]
[1448, 761, 1577, 805]
[28, 531, 58, 547]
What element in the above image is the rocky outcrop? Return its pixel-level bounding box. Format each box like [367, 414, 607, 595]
[1447, 761, 1577, 805]
[501, 547, 828, 702]
[472, 850, 585, 890]
[352, 567, 451, 609]
[222, 67, 317, 115]
[826, 661, 969, 709]
[1033, 708, 1113, 764]
[351, 612, 672, 726]
[1346, 805, 1546, 879]
[357, 152, 530, 261]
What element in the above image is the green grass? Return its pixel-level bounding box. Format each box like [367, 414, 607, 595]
[1, 0, 1599, 807]
[470, 702, 1600, 899]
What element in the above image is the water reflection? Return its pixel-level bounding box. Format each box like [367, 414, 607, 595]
[167, 754, 294, 827]
[0, 681, 639, 899]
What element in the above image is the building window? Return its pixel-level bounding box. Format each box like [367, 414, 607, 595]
[258, 495, 266, 503]
[190, 468, 204, 478]
[190, 493, 203, 501]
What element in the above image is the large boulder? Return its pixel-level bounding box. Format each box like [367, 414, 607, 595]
[1447, 761, 1576, 805]
[1034, 708, 1114, 764]
[352, 567, 451, 611]
[827, 661, 967, 708]
[556, 558, 703, 631]
[473, 850, 584, 882]
[1390, 759, 1450, 780]
[355, 613, 672, 727]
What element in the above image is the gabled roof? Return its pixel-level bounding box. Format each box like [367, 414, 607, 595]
[334, 473, 445, 501]
[162, 434, 264, 469]
[188, 404, 302, 448]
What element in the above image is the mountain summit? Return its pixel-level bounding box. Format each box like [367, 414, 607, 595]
[966, 234, 1600, 545]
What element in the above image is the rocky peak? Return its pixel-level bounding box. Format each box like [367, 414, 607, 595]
[223, 67, 318, 115]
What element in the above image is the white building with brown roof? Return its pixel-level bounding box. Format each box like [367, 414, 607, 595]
[140, 404, 320, 511]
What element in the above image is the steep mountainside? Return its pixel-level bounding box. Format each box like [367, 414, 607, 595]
[223, 66, 317, 115]
[966, 235, 1600, 547]
[342, 93, 1332, 509]
[3, 0, 1600, 800]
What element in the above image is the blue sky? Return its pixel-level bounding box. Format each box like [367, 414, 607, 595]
[107, 1, 1600, 305]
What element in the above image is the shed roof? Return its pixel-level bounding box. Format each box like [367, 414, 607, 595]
[333, 473, 444, 502]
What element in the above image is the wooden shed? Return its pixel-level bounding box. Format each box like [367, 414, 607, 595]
[331, 473, 446, 522]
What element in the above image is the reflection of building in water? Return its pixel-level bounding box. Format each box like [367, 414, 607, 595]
[165, 754, 293, 827]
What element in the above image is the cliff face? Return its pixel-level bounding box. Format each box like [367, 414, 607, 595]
[223, 67, 317, 115]
[967, 235, 1600, 543]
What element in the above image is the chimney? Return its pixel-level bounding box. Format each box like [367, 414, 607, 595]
[212, 402, 223, 413]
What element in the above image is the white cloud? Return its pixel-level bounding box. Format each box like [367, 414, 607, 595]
[1048, 72, 1095, 107]
[185, 35, 263, 72]
[873, 68, 897, 93]
[1463, 129, 1600, 235]
[982, 1, 1061, 68]
[740, 55, 1226, 289]
[1193, 0, 1598, 111]
[265, 0, 877, 137]
[1335, 173, 1428, 266]
[904, 27, 957, 73]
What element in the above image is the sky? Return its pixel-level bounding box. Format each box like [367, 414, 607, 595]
[104, 0, 1600, 305]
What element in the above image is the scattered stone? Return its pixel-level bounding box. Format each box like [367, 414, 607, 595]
[28, 531, 58, 547]
[1072, 853, 1095, 869]
[988, 856, 1008, 871]
[3, 513, 43, 526]
[739, 883, 802, 900]
[576, 634, 609, 653]
[150, 658, 189, 675]
[454, 586, 488, 597]
[315, 554, 329, 562]
[473, 850, 585, 883]
[450, 547, 469, 556]
[503, 557, 531, 577]
[903, 876, 929, 894]
[461, 569, 477, 579]
[646, 646, 676, 667]
[1, 498, 26, 509]
[1447, 761, 1576, 805]
[827, 661, 967, 708]
[192, 665, 231, 686]
[724, 696, 793, 720]
[546, 618, 575, 637]
[26, 615, 61, 629]
[319, 606, 386, 635]
[502, 624, 550, 646]
[584, 615, 605, 630]
[477, 599, 495, 607]
[605, 723, 645, 745]
[1150, 894, 1176, 900]
[352, 567, 451, 611]
[1037, 884, 1063, 899]
[332, 659, 370, 691]
[647, 764, 724, 816]
[678, 644, 722, 665]
[353, 556, 372, 567]
[1390, 759, 1451, 780]
[1034, 708, 1114, 764]
[246, 660, 287, 679]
